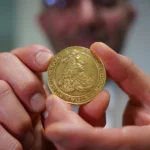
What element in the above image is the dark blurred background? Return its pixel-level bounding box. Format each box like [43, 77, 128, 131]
[0, 0, 15, 51]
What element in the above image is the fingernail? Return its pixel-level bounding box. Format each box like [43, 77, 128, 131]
[46, 95, 54, 112]
[36, 51, 52, 65]
[23, 131, 34, 149]
[43, 110, 49, 119]
[30, 93, 45, 112]
[91, 42, 104, 55]
[91, 42, 113, 56]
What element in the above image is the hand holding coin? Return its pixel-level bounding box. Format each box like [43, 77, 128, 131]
[44, 42, 150, 150]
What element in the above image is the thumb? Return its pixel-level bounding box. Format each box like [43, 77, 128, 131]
[43, 95, 90, 128]
[91, 42, 150, 106]
[79, 90, 110, 127]
[43, 95, 92, 149]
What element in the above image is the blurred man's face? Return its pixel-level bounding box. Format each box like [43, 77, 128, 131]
[39, 0, 135, 53]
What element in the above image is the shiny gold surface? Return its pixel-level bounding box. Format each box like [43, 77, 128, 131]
[47, 46, 106, 105]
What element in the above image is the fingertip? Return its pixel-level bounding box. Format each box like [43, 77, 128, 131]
[35, 50, 53, 68]
[32, 44, 54, 71]
[90, 42, 101, 49]
[101, 90, 110, 105]
[46, 94, 72, 111]
[90, 42, 112, 52]
[81, 90, 110, 111]
[12, 44, 54, 72]
[79, 90, 110, 127]
[90, 42, 117, 63]
[43, 94, 72, 126]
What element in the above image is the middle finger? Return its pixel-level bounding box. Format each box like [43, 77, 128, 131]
[0, 80, 33, 140]
[0, 52, 45, 112]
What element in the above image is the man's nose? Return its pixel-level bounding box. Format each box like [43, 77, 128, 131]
[77, 0, 96, 25]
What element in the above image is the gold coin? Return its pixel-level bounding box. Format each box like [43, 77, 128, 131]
[47, 46, 106, 105]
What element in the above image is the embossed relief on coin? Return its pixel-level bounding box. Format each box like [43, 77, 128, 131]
[55, 49, 97, 96]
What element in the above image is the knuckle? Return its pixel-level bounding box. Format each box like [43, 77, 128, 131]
[29, 44, 47, 51]
[0, 80, 12, 96]
[13, 142, 23, 150]
[121, 55, 135, 67]
[28, 44, 52, 54]
[30, 44, 41, 48]
[0, 52, 14, 64]
[46, 125, 83, 149]
[14, 116, 32, 136]
[19, 76, 41, 96]
[11, 48, 19, 53]
[0, 124, 4, 133]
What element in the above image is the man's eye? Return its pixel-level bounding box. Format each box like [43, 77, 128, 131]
[44, 0, 57, 7]
[94, 0, 117, 8]
[44, 0, 77, 9]
[44, 0, 66, 8]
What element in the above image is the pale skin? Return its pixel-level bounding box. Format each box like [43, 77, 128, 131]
[0, 42, 150, 149]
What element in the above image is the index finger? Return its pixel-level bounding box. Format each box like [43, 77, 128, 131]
[91, 42, 150, 105]
[12, 44, 53, 72]
[92, 125, 150, 150]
